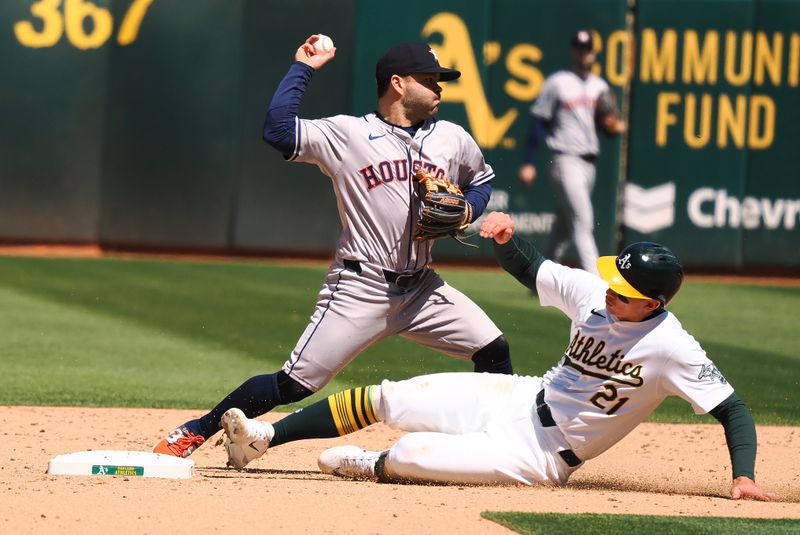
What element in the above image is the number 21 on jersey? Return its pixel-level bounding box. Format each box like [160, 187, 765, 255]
[590, 384, 629, 415]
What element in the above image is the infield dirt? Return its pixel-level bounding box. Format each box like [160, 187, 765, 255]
[1, 406, 798, 534]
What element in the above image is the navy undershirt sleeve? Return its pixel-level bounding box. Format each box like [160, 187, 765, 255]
[521, 115, 548, 164]
[263, 61, 315, 159]
[463, 182, 492, 222]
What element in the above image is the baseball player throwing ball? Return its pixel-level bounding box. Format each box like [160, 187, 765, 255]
[217, 211, 774, 501]
[153, 35, 512, 458]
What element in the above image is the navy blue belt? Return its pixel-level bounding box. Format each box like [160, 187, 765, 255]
[536, 389, 582, 468]
[343, 259, 426, 289]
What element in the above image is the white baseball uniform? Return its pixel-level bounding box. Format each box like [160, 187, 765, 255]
[530, 70, 612, 273]
[283, 112, 502, 391]
[373, 260, 733, 485]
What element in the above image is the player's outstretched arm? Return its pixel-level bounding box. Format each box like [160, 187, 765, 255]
[708, 393, 777, 501]
[519, 115, 546, 186]
[731, 476, 776, 501]
[481, 212, 544, 293]
[479, 211, 515, 244]
[295, 34, 336, 70]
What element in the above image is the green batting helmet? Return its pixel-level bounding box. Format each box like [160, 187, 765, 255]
[597, 242, 684, 305]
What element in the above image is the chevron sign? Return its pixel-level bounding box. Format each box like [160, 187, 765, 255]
[622, 182, 676, 233]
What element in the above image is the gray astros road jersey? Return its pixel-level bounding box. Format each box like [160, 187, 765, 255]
[289, 112, 494, 271]
[532, 70, 610, 156]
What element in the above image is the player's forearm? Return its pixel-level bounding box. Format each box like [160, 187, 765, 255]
[709, 393, 757, 480]
[463, 182, 491, 222]
[263, 61, 315, 157]
[493, 236, 545, 292]
[521, 116, 547, 164]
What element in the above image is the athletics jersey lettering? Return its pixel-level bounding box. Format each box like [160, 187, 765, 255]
[535, 261, 736, 462]
[563, 330, 643, 387]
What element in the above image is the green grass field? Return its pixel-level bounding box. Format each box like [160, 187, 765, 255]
[1, 254, 798, 424]
[482, 512, 800, 534]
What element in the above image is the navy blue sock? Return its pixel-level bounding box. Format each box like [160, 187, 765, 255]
[195, 373, 282, 439]
[471, 336, 513, 375]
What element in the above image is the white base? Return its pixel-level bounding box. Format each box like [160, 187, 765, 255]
[47, 450, 194, 479]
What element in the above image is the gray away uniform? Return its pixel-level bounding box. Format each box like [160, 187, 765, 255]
[531, 70, 611, 274]
[284, 112, 502, 390]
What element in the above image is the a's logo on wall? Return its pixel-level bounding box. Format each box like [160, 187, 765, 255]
[623, 182, 676, 233]
[423, 13, 519, 149]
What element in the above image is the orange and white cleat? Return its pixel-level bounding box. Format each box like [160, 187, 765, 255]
[153, 423, 206, 458]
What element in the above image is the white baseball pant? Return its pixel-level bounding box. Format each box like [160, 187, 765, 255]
[374, 373, 580, 485]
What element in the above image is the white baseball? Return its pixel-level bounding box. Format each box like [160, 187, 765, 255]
[314, 34, 334, 53]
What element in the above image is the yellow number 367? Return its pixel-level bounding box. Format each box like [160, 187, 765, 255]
[14, 0, 154, 49]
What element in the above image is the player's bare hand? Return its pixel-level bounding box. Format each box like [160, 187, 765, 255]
[518, 164, 537, 187]
[295, 35, 336, 70]
[600, 115, 626, 135]
[730, 476, 777, 501]
[479, 212, 515, 245]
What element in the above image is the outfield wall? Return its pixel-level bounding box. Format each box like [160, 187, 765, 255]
[0, 0, 798, 269]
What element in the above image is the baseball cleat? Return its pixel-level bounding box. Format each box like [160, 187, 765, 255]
[317, 445, 382, 480]
[220, 408, 274, 470]
[153, 421, 205, 458]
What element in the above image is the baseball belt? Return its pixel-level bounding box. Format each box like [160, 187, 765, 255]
[343, 260, 426, 289]
[536, 389, 583, 468]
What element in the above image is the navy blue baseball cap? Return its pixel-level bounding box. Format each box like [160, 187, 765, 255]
[375, 42, 461, 84]
[571, 30, 594, 50]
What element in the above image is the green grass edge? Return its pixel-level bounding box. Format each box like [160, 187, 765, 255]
[481, 511, 800, 534]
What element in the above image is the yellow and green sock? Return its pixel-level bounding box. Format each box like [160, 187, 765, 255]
[270, 385, 380, 447]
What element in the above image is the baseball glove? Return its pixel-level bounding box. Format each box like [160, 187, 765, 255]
[414, 169, 472, 242]
[595, 89, 624, 135]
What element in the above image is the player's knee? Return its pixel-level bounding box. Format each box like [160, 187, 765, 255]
[391, 435, 420, 461]
[471, 335, 512, 375]
[276, 371, 314, 403]
[386, 434, 427, 474]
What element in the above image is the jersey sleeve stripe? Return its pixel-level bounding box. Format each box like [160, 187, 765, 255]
[288, 116, 302, 161]
[471, 171, 495, 187]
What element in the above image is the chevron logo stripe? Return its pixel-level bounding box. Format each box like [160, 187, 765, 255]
[623, 182, 676, 234]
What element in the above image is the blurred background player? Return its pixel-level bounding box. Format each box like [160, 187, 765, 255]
[518, 29, 626, 274]
[153, 36, 512, 458]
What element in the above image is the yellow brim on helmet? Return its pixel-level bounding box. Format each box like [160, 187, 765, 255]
[596, 256, 650, 300]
